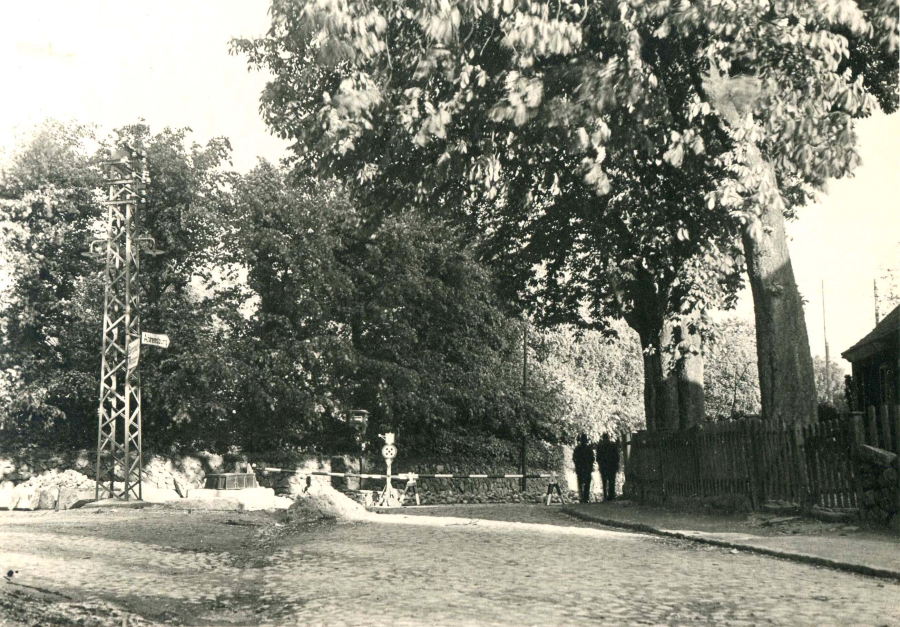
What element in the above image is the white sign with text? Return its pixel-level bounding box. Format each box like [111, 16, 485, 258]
[141, 332, 170, 348]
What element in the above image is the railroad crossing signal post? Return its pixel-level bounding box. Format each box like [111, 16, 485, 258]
[376, 433, 400, 507]
[88, 144, 162, 501]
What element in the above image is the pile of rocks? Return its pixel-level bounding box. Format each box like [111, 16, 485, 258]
[142, 455, 207, 495]
[856, 444, 899, 531]
[0, 468, 95, 510]
[0, 451, 93, 484]
[0, 451, 214, 510]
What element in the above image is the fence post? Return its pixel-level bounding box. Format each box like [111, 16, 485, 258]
[750, 419, 764, 508]
[866, 406, 878, 446]
[849, 414, 866, 520]
[656, 431, 667, 504]
[792, 424, 811, 512]
[692, 425, 703, 499]
[740, 420, 757, 510]
[879, 405, 892, 452]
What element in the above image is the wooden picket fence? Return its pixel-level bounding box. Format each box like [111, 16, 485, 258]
[624, 405, 899, 510]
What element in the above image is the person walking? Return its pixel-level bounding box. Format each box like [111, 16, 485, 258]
[573, 433, 595, 503]
[597, 433, 619, 501]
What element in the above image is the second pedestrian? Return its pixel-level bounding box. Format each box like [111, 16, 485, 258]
[573, 433, 595, 503]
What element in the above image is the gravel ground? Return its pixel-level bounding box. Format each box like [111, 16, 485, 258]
[1, 505, 898, 626]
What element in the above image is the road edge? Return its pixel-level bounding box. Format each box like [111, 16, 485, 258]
[562, 507, 900, 583]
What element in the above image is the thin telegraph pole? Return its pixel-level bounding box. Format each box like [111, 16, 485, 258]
[520, 318, 528, 492]
[822, 280, 831, 405]
[874, 279, 880, 325]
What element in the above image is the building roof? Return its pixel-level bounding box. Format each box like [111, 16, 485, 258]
[842, 304, 899, 363]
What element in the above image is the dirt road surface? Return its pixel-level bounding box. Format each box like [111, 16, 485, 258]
[1, 505, 897, 626]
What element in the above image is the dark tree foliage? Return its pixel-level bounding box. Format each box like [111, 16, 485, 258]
[1, 122, 570, 453]
[0, 121, 103, 446]
[233, 0, 897, 426]
[227, 163, 568, 452]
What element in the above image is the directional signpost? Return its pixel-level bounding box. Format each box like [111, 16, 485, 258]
[141, 332, 170, 349]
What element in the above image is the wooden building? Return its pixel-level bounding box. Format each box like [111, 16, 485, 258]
[842, 304, 899, 410]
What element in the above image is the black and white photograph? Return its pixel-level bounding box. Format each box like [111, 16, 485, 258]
[0, 1, 898, 625]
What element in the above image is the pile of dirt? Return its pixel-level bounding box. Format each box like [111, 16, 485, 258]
[288, 482, 372, 521]
[0, 587, 154, 627]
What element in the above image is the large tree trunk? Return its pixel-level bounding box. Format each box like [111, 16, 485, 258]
[675, 313, 705, 429]
[703, 68, 818, 426]
[637, 316, 705, 431]
[742, 208, 817, 424]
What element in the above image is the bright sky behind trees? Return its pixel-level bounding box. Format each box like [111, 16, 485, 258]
[1, 0, 897, 369]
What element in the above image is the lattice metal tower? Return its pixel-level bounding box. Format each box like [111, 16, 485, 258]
[91, 144, 158, 500]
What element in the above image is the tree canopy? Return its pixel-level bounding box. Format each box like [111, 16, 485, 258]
[0, 121, 572, 453]
[234, 0, 898, 426]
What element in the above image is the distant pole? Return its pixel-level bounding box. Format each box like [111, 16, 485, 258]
[874, 279, 880, 324]
[523, 318, 528, 395]
[520, 318, 528, 492]
[822, 280, 831, 405]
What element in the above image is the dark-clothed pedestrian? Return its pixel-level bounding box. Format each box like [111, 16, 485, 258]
[596, 433, 619, 501]
[573, 433, 595, 503]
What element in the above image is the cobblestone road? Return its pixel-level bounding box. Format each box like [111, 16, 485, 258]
[0, 505, 897, 626]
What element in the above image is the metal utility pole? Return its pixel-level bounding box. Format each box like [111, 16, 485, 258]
[520, 319, 528, 492]
[822, 280, 831, 405]
[89, 144, 160, 500]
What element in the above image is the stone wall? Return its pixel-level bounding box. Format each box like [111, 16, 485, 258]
[0, 437, 573, 508]
[855, 444, 899, 531]
[318, 437, 571, 504]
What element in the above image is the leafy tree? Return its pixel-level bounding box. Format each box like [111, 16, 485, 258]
[534, 320, 645, 437]
[0, 120, 103, 446]
[0, 121, 243, 451]
[703, 317, 761, 420]
[223, 164, 357, 451]
[227, 163, 569, 451]
[234, 0, 897, 427]
[232, 0, 748, 432]
[812, 355, 849, 411]
[99, 125, 243, 451]
[343, 212, 568, 446]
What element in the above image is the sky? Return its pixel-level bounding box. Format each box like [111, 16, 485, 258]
[1, 1, 898, 370]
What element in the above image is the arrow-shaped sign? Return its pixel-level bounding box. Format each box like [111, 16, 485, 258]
[141, 332, 170, 348]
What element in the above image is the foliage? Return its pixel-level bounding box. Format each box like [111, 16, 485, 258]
[219, 164, 356, 451]
[233, 0, 898, 426]
[703, 317, 761, 420]
[232, 0, 897, 311]
[0, 120, 103, 446]
[227, 164, 569, 451]
[116, 124, 241, 451]
[532, 320, 644, 437]
[1, 122, 572, 453]
[1, 122, 248, 450]
[812, 355, 849, 411]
